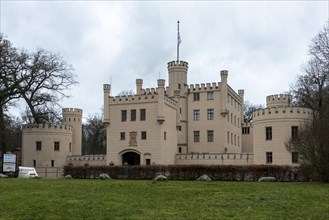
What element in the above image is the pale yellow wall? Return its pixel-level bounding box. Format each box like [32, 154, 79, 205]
[186, 72, 243, 155]
[252, 106, 313, 165]
[241, 123, 253, 153]
[22, 124, 73, 168]
[106, 92, 178, 165]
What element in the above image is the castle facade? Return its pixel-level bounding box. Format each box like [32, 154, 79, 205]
[21, 59, 313, 173]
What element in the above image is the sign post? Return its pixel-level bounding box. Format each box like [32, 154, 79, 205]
[3, 154, 16, 176]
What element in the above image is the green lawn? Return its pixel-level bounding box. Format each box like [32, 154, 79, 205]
[0, 179, 328, 219]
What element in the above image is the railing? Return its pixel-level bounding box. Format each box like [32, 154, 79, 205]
[35, 167, 63, 178]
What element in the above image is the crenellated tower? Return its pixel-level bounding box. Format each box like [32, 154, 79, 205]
[168, 60, 189, 152]
[62, 108, 83, 156]
[266, 94, 292, 108]
[167, 60, 188, 97]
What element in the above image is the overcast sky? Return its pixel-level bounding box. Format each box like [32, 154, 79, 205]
[1, 0, 328, 121]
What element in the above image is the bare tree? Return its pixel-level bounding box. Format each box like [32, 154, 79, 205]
[82, 114, 106, 155]
[286, 119, 329, 182]
[287, 22, 329, 182]
[0, 33, 78, 158]
[117, 90, 134, 96]
[19, 49, 77, 124]
[243, 101, 263, 123]
[291, 23, 329, 118]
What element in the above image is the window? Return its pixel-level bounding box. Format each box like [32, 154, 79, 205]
[231, 113, 233, 124]
[227, 113, 229, 122]
[141, 131, 147, 140]
[33, 160, 36, 167]
[131, 109, 136, 121]
[242, 127, 250, 134]
[51, 160, 55, 167]
[266, 152, 273, 164]
[164, 131, 167, 140]
[227, 132, 230, 143]
[234, 116, 236, 126]
[36, 141, 42, 151]
[178, 83, 181, 90]
[69, 143, 72, 152]
[231, 133, 233, 144]
[193, 93, 200, 101]
[291, 126, 298, 139]
[266, 127, 272, 140]
[146, 159, 151, 165]
[234, 135, 236, 145]
[140, 109, 146, 121]
[178, 147, 182, 153]
[120, 132, 125, 140]
[238, 136, 240, 147]
[54, 142, 60, 151]
[193, 110, 200, 121]
[194, 131, 200, 142]
[207, 92, 214, 100]
[227, 94, 230, 103]
[207, 109, 214, 120]
[121, 110, 127, 122]
[292, 152, 299, 164]
[207, 130, 214, 142]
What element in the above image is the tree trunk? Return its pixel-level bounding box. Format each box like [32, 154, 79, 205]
[0, 104, 7, 161]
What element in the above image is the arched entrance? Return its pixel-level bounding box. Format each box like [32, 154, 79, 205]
[122, 152, 140, 165]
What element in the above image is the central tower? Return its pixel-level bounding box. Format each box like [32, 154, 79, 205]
[167, 60, 188, 97]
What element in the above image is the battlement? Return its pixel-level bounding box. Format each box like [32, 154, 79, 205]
[253, 106, 313, 121]
[62, 108, 83, 114]
[242, 122, 252, 127]
[266, 94, 292, 107]
[175, 152, 253, 165]
[110, 92, 177, 107]
[220, 70, 228, 77]
[136, 79, 143, 85]
[157, 79, 165, 87]
[140, 87, 159, 96]
[167, 60, 188, 69]
[103, 84, 111, 91]
[22, 123, 73, 133]
[188, 82, 219, 91]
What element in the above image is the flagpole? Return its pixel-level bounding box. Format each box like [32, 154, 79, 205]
[177, 20, 180, 62]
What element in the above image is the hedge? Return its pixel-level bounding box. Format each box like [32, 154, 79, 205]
[63, 165, 308, 181]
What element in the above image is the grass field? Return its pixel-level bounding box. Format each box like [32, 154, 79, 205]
[0, 179, 328, 219]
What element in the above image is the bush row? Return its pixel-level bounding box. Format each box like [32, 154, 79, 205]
[63, 165, 309, 181]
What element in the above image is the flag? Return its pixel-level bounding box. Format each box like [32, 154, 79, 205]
[177, 21, 182, 45]
[178, 30, 182, 45]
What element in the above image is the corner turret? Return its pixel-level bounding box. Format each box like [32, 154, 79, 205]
[62, 108, 83, 156]
[103, 84, 111, 126]
[266, 94, 292, 108]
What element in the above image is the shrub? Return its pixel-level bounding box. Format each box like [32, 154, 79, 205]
[63, 165, 308, 181]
